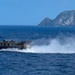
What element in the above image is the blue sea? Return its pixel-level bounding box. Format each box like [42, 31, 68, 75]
[0, 26, 75, 75]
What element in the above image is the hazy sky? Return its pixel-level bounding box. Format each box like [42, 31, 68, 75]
[0, 0, 75, 25]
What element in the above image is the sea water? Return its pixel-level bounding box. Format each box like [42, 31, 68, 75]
[0, 26, 75, 75]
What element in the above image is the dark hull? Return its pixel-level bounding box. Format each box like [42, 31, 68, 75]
[0, 46, 26, 49]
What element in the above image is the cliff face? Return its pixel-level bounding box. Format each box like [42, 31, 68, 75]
[38, 10, 75, 26]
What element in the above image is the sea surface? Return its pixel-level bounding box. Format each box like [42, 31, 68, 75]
[0, 25, 75, 41]
[0, 26, 75, 75]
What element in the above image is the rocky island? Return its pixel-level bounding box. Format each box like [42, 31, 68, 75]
[38, 10, 75, 26]
[38, 17, 52, 26]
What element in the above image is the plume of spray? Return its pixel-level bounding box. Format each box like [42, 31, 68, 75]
[23, 37, 75, 53]
[1, 34, 75, 54]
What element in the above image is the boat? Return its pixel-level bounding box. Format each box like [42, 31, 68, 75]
[0, 40, 32, 49]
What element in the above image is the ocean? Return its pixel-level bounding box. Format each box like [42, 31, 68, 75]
[0, 26, 75, 75]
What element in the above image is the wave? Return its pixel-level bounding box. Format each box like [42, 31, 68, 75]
[1, 35, 75, 54]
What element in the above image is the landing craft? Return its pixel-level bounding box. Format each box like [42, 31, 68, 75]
[0, 40, 32, 50]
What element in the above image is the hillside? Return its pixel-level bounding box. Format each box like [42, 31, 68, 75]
[38, 10, 75, 26]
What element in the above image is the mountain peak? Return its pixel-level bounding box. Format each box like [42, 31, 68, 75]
[38, 10, 75, 26]
[52, 10, 75, 26]
[44, 17, 51, 20]
[64, 10, 75, 13]
[38, 17, 52, 26]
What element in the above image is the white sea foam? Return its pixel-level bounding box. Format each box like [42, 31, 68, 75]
[1, 36, 75, 53]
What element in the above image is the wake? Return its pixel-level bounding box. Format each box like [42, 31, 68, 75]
[1, 36, 75, 53]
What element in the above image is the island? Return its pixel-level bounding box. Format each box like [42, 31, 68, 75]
[38, 10, 75, 26]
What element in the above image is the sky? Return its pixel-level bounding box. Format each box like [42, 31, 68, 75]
[0, 0, 75, 25]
